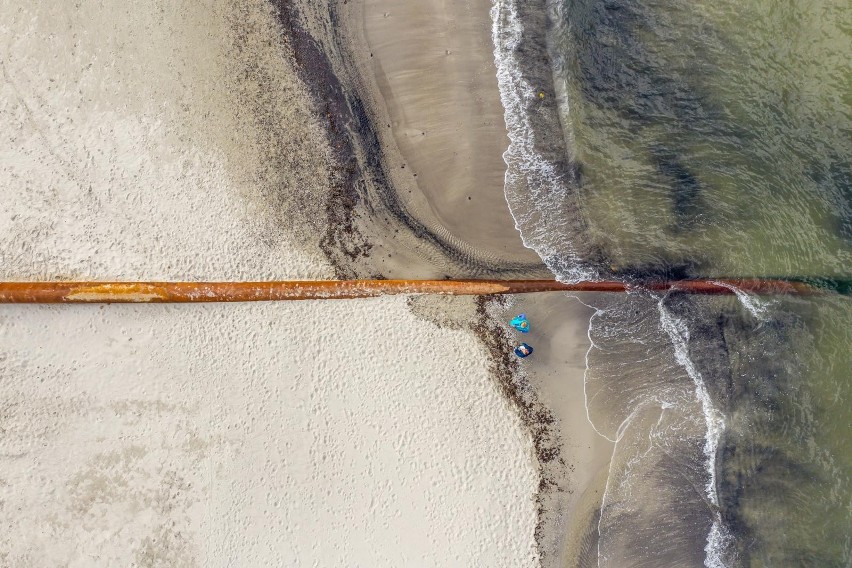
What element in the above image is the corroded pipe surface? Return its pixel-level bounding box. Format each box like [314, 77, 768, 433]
[0, 279, 815, 303]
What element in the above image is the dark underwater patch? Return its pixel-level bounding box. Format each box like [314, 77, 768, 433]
[606, 260, 701, 282]
[708, 298, 849, 566]
[569, 0, 707, 127]
[652, 147, 703, 220]
[823, 157, 852, 243]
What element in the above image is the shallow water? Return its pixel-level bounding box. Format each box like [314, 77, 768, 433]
[492, 0, 851, 565]
[555, 0, 851, 280]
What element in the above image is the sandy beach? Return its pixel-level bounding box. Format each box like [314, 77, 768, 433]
[350, 0, 543, 264]
[0, 0, 606, 565]
[340, 1, 613, 563]
[1, 297, 544, 566]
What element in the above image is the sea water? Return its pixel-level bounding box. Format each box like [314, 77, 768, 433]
[492, 0, 851, 565]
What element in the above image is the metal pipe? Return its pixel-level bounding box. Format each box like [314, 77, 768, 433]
[0, 279, 815, 303]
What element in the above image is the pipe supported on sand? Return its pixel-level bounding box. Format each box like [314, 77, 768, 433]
[0, 279, 816, 303]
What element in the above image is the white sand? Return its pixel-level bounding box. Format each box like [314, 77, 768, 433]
[1, 299, 539, 566]
[1, 0, 334, 281]
[0, 1, 541, 565]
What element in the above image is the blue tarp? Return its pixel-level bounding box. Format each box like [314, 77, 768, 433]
[510, 314, 530, 333]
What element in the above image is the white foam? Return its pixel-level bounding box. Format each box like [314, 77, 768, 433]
[490, 0, 594, 284]
[657, 300, 734, 568]
[712, 281, 773, 322]
[491, 2, 736, 563]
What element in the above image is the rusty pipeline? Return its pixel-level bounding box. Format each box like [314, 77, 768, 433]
[0, 278, 818, 303]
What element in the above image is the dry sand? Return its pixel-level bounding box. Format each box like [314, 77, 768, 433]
[0, 298, 541, 566]
[1, 0, 339, 281]
[0, 1, 543, 565]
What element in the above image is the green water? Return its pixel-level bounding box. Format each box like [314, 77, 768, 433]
[557, 0, 851, 278]
[711, 293, 851, 566]
[545, 0, 851, 564]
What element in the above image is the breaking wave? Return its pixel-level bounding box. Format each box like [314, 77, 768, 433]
[490, 1, 735, 565]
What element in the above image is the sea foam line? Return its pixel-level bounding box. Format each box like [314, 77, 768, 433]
[657, 299, 734, 568]
[491, 1, 732, 564]
[569, 294, 618, 444]
[576, 290, 735, 567]
[490, 0, 593, 284]
[711, 280, 772, 321]
[571, 293, 626, 568]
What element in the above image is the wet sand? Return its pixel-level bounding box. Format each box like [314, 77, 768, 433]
[500, 293, 614, 566]
[329, 0, 550, 278]
[359, 0, 538, 260]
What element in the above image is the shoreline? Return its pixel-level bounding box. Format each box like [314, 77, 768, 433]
[288, 0, 553, 280]
[294, 1, 615, 564]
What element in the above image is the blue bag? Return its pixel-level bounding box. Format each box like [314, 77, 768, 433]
[514, 343, 534, 358]
[510, 314, 530, 333]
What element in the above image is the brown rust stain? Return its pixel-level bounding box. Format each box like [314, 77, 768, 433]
[65, 284, 168, 303]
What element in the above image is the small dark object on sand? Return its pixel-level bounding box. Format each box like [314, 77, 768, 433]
[514, 343, 533, 358]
